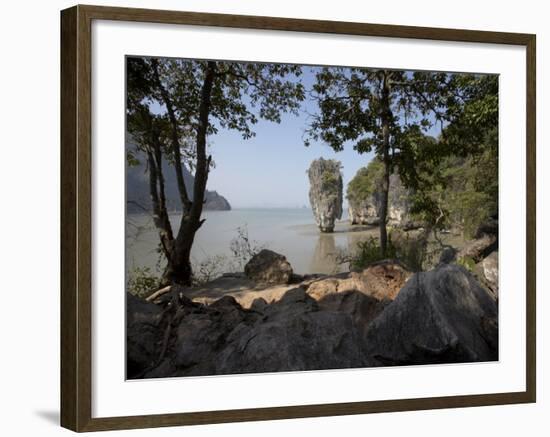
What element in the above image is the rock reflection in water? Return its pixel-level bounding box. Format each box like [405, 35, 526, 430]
[309, 224, 381, 274]
[310, 233, 342, 274]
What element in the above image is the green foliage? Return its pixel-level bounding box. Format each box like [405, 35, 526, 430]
[350, 237, 397, 270]
[389, 230, 430, 272]
[441, 75, 499, 155]
[126, 57, 306, 283]
[127, 57, 306, 166]
[307, 68, 498, 244]
[457, 256, 476, 272]
[349, 231, 428, 272]
[409, 155, 496, 238]
[305, 68, 461, 255]
[316, 159, 343, 198]
[321, 171, 340, 193]
[127, 267, 161, 299]
[305, 68, 452, 162]
[408, 75, 498, 237]
[126, 150, 141, 167]
[346, 159, 384, 205]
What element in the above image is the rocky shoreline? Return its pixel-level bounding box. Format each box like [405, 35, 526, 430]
[127, 244, 499, 379]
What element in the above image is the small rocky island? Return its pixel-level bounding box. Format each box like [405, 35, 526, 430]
[308, 158, 343, 232]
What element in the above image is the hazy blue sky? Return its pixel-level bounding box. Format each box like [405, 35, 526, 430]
[206, 67, 444, 209]
[207, 115, 374, 209]
[206, 84, 377, 208]
[150, 66, 443, 209]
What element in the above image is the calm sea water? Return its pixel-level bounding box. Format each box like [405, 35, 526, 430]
[126, 208, 377, 276]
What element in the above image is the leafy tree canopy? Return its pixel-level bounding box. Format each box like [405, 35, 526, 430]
[127, 57, 305, 166]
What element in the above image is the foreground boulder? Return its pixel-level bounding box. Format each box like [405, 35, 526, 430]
[174, 296, 256, 376]
[244, 249, 293, 285]
[215, 288, 369, 374]
[306, 260, 411, 302]
[127, 263, 498, 378]
[364, 264, 498, 366]
[126, 293, 163, 378]
[308, 158, 343, 233]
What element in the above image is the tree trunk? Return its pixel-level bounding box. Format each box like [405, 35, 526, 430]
[144, 115, 174, 263]
[379, 157, 391, 255]
[163, 61, 217, 286]
[379, 70, 393, 256]
[151, 58, 192, 212]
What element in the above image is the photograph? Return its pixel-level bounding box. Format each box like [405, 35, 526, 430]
[125, 56, 499, 379]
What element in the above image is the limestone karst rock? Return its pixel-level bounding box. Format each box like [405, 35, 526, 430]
[347, 168, 412, 227]
[308, 158, 343, 233]
[386, 173, 413, 226]
[347, 161, 414, 228]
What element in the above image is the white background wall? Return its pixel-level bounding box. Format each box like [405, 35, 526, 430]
[0, 0, 546, 435]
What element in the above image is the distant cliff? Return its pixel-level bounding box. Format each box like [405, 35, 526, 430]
[126, 144, 231, 213]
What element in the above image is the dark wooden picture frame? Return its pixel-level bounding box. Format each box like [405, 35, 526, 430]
[60, 4, 536, 432]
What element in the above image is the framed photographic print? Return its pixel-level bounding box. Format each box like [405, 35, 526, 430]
[60, 4, 536, 432]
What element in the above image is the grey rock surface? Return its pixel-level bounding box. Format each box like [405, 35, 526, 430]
[347, 168, 414, 228]
[203, 190, 231, 210]
[244, 249, 294, 285]
[481, 251, 499, 297]
[364, 264, 498, 366]
[126, 293, 163, 378]
[215, 288, 368, 374]
[127, 263, 498, 379]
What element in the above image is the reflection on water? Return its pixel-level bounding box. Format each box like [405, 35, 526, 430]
[126, 208, 378, 276]
[310, 233, 340, 274]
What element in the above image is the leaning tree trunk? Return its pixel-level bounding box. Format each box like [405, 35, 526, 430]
[141, 112, 176, 271]
[162, 61, 217, 286]
[151, 58, 192, 211]
[147, 143, 174, 261]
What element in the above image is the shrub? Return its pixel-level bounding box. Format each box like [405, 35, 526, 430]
[127, 266, 160, 298]
[229, 225, 265, 270]
[349, 236, 396, 271]
[349, 231, 428, 272]
[192, 254, 229, 286]
[321, 171, 341, 194]
[389, 230, 430, 272]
